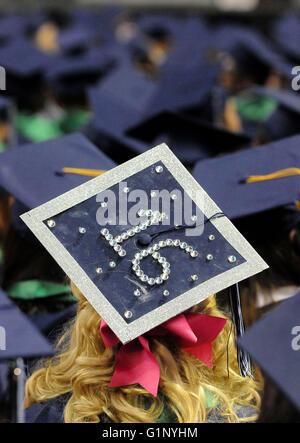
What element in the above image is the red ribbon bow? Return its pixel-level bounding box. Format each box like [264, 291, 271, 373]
[100, 313, 226, 397]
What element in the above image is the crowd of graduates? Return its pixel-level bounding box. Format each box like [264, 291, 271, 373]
[0, 6, 299, 423]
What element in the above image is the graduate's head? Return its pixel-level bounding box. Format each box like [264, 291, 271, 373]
[25, 283, 261, 423]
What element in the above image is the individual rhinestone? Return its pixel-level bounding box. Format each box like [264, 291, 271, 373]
[101, 228, 109, 236]
[124, 310, 133, 319]
[123, 187, 130, 193]
[174, 239, 180, 246]
[161, 273, 169, 281]
[140, 223, 148, 230]
[128, 229, 135, 237]
[141, 275, 148, 282]
[96, 267, 103, 274]
[191, 274, 199, 282]
[109, 239, 116, 246]
[151, 191, 157, 198]
[109, 261, 116, 268]
[180, 242, 188, 249]
[119, 250, 126, 257]
[146, 210, 153, 217]
[163, 268, 171, 274]
[132, 258, 140, 265]
[152, 252, 160, 259]
[171, 194, 177, 200]
[115, 235, 122, 243]
[166, 239, 173, 246]
[106, 234, 113, 241]
[148, 247, 154, 255]
[163, 262, 170, 268]
[206, 254, 214, 261]
[47, 219, 56, 228]
[132, 265, 140, 272]
[121, 232, 129, 240]
[101, 202, 107, 208]
[136, 270, 143, 277]
[163, 290, 169, 297]
[191, 215, 197, 222]
[141, 250, 148, 257]
[155, 276, 163, 285]
[190, 250, 199, 258]
[153, 244, 160, 251]
[208, 234, 215, 241]
[134, 289, 141, 297]
[145, 219, 152, 226]
[114, 244, 121, 252]
[158, 257, 166, 264]
[155, 165, 163, 174]
[228, 255, 237, 263]
[134, 226, 141, 233]
[175, 224, 180, 230]
[186, 246, 193, 253]
[148, 278, 155, 285]
[158, 240, 166, 248]
[78, 227, 86, 234]
[135, 252, 143, 260]
[138, 209, 145, 217]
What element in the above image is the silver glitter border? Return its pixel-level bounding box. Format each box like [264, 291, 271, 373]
[21, 143, 268, 343]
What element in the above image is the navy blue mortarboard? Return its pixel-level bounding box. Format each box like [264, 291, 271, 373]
[249, 86, 300, 141]
[272, 13, 300, 61]
[46, 48, 116, 104]
[88, 63, 157, 135]
[0, 14, 33, 43]
[137, 14, 183, 41]
[0, 133, 116, 240]
[193, 135, 300, 221]
[0, 288, 53, 361]
[125, 110, 251, 166]
[58, 26, 99, 55]
[21, 143, 267, 344]
[237, 291, 300, 412]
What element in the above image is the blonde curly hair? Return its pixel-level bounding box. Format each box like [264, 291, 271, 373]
[25, 283, 261, 423]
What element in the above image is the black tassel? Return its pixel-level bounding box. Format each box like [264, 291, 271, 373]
[228, 283, 252, 377]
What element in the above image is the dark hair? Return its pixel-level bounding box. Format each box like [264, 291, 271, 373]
[258, 376, 300, 423]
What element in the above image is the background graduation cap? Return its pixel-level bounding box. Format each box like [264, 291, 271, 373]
[0, 288, 53, 422]
[249, 86, 300, 141]
[21, 143, 267, 377]
[237, 291, 300, 415]
[125, 110, 251, 166]
[0, 132, 116, 242]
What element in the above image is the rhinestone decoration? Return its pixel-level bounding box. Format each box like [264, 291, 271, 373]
[191, 274, 199, 281]
[96, 267, 103, 274]
[78, 227, 86, 234]
[123, 187, 130, 193]
[191, 215, 197, 222]
[101, 202, 107, 208]
[134, 289, 141, 297]
[228, 255, 237, 263]
[132, 240, 199, 286]
[151, 191, 157, 198]
[163, 290, 169, 296]
[171, 194, 177, 200]
[208, 235, 215, 241]
[206, 254, 214, 261]
[124, 310, 133, 319]
[155, 165, 163, 174]
[47, 219, 56, 228]
[109, 261, 116, 268]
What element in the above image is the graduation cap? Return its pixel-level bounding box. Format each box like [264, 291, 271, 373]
[0, 14, 32, 43]
[125, 110, 251, 166]
[0, 288, 53, 360]
[237, 291, 300, 413]
[193, 135, 300, 237]
[0, 38, 53, 108]
[137, 14, 183, 41]
[88, 62, 157, 136]
[46, 48, 116, 105]
[58, 25, 100, 55]
[249, 86, 300, 141]
[213, 26, 292, 82]
[272, 13, 300, 61]
[20, 143, 267, 350]
[0, 132, 116, 240]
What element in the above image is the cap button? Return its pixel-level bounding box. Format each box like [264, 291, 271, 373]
[138, 233, 152, 246]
